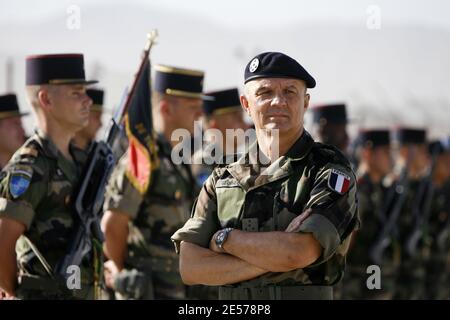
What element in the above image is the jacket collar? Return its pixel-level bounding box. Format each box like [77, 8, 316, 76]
[226, 129, 314, 191]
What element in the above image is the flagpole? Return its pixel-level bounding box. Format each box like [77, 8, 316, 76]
[120, 30, 158, 124]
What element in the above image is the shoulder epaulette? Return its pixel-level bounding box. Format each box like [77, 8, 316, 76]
[311, 142, 351, 168]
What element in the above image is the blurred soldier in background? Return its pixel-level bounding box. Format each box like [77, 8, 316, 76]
[309, 103, 350, 156]
[0, 54, 99, 299]
[191, 88, 248, 186]
[343, 129, 399, 299]
[0, 94, 27, 170]
[73, 88, 104, 151]
[101, 64, 204, 300]
[390, 128, 430, 299]
[424, 138, 450, 299]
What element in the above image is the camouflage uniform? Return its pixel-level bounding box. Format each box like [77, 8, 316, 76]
[343, 173, 400, 299]
[425, 179, 450, 299]
[0, 131, 98, 299]
[172, 130, 359, 300]
[104, 134, 199, 299]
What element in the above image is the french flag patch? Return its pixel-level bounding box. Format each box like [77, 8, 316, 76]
[328, 169, 351, 194]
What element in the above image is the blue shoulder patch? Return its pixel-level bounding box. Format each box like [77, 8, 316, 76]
[9, 166, 33, 199]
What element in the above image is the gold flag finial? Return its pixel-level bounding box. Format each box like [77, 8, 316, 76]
[145, 30, 158, 51]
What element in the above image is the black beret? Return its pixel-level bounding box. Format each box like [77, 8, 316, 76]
[311, 103, 348, 125]
[203, 88, 241, 116]
[154, 64, 204, 99]
[394, 128, 426, 145]
[26, 53, 97, 86]
[0, 93, 28, 120]
[359, 129, 390, 148]
[244, 52, 316, 88]
[86, 88, 104, 112]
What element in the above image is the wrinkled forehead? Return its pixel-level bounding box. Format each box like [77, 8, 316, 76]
[47, 84, 88, 94]
[245, 77, 306, 93]
[60, 84, 87, 90]
[170, 95, 203, 108]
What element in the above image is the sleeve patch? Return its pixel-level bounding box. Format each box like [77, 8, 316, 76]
[327, 169, 351, 194]
[9, 165, 33, 199]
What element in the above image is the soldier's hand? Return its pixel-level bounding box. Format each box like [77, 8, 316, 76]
[104, 260, 120, 289]
[285, 208, 312, 233]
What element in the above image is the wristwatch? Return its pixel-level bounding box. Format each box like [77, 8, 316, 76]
[215, 227, 234, 251]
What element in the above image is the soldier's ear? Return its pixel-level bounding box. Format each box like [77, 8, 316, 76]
[209, 118, 218, 129]
[240, 95, 250, 116]
[159, 99, 171, 117]
[38, 88, 52, 111]
[303, 93, 310, 111]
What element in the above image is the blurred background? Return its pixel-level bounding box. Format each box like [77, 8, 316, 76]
[1, 0, 449, 139]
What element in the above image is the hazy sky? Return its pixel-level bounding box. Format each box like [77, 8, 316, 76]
[2, 0, 450, 138]
[2, 0, 450, 30]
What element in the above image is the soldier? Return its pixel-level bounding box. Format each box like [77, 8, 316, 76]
[172, 52, 359, 300]
[101, 64, 204, 299]
[73, 88, 104, 151]
[192, 88, 249, 185]
[425, 138, 450, 299]
[343, 129, 398, 299]
[0, 94, 27, 170]
[390, 128, 429, 299]
[0, 54, 99, 299]
[309, 103, 350, 155]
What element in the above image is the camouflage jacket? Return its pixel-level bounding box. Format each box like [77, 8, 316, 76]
[104, 134, 198, 299]
[0, 131, 95, 298]
[172, 130, 359, 287]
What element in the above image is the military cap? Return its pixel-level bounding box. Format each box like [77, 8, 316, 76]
[86, 88, 104, 113]
[244, 52, 316, 88]
[394, 128, 426, 145]
[203, 88, 241, 116]
[310, 103, 348, 125]
[0, 93, 29, 120]
[358, 129, 390, 148]
[26, 53, 97, 85]
[154, 64, 204, 99]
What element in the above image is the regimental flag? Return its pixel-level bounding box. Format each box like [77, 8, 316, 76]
[328, 168, 351, 194]
[125, 58, 158, 194]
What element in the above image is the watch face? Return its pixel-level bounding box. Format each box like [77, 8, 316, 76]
[217, 232, 225, 243]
